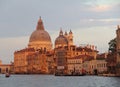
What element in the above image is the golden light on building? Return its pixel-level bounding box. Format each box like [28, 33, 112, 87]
[14, 18, 100, 75]
[14, 17, 53, 74]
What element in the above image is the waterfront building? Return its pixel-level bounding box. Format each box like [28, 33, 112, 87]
[116, 25, 120, 75]
[14, 48, 35, 74]
[97, 53, 108, 59]
[0, 60, 2, 64]
[67, 55, 83, 74]
[54, 29, 73, 74]
[75, 46, 98, 59]
[106, 52, 116, 74]
[14, 17, 53, 74]
[27, 50, 55, 74]
[54, 48, 67, 75]
[27, 52, 48, 74]
[54, 29, 98, 75]
[46, 50, 55, 74]
[0, 61, 14, 74]
[88, 54, 107, 74]
[14, 18, 102, 75]
[83, 59, 107, 75]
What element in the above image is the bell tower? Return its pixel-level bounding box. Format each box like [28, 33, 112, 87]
[116, 25, 120, 75]
[68, 30, 73, 46]
[116, 25, 120, 63]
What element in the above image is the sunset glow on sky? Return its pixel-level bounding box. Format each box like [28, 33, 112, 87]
[0, 0, 120, 63]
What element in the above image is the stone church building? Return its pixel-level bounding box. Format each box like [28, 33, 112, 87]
[14, 17, 100, 74]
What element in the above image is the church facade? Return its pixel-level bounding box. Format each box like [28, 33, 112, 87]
[14, 18, 105, 75]
[54, 29, 99, 75]
[14, 18, 53, 74]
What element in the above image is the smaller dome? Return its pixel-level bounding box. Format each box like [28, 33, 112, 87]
[55, 35, 68, 48]
[55, 29, 69, 48]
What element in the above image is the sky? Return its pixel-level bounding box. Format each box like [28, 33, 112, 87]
[0, 0, 120, 63]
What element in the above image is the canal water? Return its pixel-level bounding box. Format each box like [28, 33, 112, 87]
[0, 75, 120, 87]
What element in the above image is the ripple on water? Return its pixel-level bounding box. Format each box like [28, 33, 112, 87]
[0, 75, 120, 87]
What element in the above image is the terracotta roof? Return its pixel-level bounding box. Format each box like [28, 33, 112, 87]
[69, 55, 94, 61]
[0, 64, 12, 66]
[14, 48, 35, 53]
[76, 46, 98, 52]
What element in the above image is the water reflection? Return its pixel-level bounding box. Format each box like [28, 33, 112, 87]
[0, 75, 120, 87]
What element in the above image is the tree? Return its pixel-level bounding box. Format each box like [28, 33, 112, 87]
[107, 38, 117, 74]
[108, 38, 116, 53]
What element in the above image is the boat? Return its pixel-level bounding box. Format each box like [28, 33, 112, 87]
[5, 73, 10, 77]
[54, 70, 86, 76]
[64, 72, 86, 76]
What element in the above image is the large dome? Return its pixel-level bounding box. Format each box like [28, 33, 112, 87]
[29, 30, 51, 42]
[28, 18, 52, 51]
[55, 30, 68, 48]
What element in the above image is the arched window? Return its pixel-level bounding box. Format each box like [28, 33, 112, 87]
[44, 47, 46, 53]
[0, 68, 1, 73]
[6, 68, 8, 73]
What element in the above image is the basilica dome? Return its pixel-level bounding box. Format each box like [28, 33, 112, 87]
[55, 30, 68, 48]
[29, 29, 51, 42]
[28, 18, 52, 51]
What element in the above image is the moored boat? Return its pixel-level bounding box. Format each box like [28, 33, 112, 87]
[5, 73, 10, 77]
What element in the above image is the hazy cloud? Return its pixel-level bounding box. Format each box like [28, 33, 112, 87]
[0, 0, 120, 63]
[88, 18, 120, 22]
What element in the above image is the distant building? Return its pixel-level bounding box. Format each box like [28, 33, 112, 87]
[46, 50, 55, 74]
[0, 60, 2, 65]
[67, 55, 83, 74]
[14, 17, 102, 75]
[116, 25, 120, 75]
[27, 52, 48, 74]
[54, 48, 67, 75]
[106, 52, 116, 74]
[83, 59, 107, 75]
[14, 48, 35, 74]
[0, 60, 14, 74]
[97, 53, 108, 59]
[54, 29, 98, 75]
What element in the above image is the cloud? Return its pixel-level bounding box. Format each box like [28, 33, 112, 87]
[77, 18, 120, 28]
[73, 25, 116, 53]
[83, 0, 120, 12]
[91, 4, 111, 12]
[0, 0, 120, 64]
[88, 18, 120, 22]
